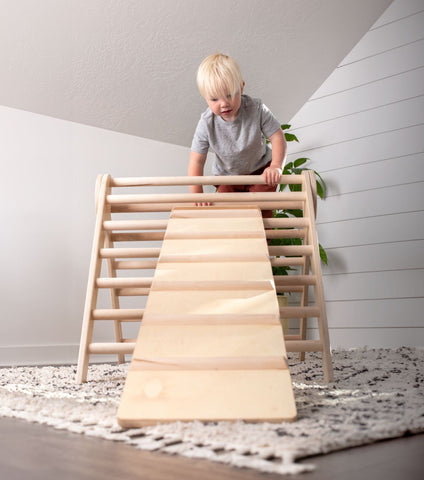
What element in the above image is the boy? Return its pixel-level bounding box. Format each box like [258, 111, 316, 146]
[188, 53, 287, 214]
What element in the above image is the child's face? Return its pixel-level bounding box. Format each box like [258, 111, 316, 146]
[205, 85, 244, 122]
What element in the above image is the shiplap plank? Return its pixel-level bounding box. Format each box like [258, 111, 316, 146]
[289, 96, 424, 155]
[342, 11, 424, 65]
[295, 299, 424, 332]
[311, 39, 424, 99]
[326, 298, 424, 329]
[373, 0, 424, 28]
[323, 240, 424, 274]
[321, 152, 424, 197]
[317, 211, 424, 248]
[316, 182, 424, 224]
[302, 328, 424, 349]
[286, 124, 424, 172]
[323, 269, 424, 302]
[291, 67, 424, 127]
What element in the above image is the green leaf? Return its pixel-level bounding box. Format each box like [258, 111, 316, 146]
[281, 124, 291, 130]
[284, 132, 299, 143]
[314, 171, 327, 198]
[294, 157, 309, 167]
[316, 180, 324, 199]
[286, 209, 303, 218]
[319, 244, 328, 265]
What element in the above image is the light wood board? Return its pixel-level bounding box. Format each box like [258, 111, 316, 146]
[117, 206, 297, 426]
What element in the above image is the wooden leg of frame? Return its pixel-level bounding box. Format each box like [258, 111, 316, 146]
[298, 255, 310, 361]
[303, 171, 334, 382]
[76, 174, 111, 383]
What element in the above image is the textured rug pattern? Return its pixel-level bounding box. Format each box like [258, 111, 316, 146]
[1, 348, 423, 475]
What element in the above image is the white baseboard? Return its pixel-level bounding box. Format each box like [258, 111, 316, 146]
[0, 344, 119, 367]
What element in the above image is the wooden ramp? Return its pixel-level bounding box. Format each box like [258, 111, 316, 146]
[117, 206, 296, 426]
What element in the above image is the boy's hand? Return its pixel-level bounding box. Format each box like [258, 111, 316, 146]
[262, 166, 282, 187]
[188, 151, 211, 205]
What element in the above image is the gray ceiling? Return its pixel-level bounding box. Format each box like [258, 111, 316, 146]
[0, 0, 393, 147]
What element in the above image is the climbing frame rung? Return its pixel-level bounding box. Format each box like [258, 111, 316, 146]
[114, 260, 158, 269]
[100, 247, 161, 258]
[279, 306, 320, 318]
[285, 340, 324, 352]
[92, 309, 144, 320]
[88, 342, 136, 354]
[96, 277, 153, 288]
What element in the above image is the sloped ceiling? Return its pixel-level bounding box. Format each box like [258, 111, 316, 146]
[0, 0, 393, 147]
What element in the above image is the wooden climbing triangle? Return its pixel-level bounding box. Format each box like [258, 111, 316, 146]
[76, 173, 333, 423]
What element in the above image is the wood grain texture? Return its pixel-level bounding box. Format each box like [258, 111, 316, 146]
[118, 206, 297, 425]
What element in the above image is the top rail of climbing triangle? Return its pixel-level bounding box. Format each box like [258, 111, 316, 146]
[110, 175, 304, 188]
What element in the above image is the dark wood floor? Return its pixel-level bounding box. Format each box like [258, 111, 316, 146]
[0, 417, 423, 479]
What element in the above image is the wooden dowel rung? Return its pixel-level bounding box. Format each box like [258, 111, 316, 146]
[279, 306, 320, 318]
[165, 231, 264, 240]
[107, 191, 306, 205]
[285, 340, 323, 352]
[88, 342, 136, 354]
[284, 335, 302, 341]
[270, 257, 305, 267]
[263, 218, 309, 228]
[114, 260, 158, 270]
[142, 313, 279, 325]
[92, 309, 144, 320]
[171, 205, 261, 217]
[110, 174, 304, 187]
[218, 201, 304, 210]
[104, 219, 168, 231]
[276, 286, 304, 293]
[110, 232, 165, 242]
[268, 245, 312, 256]
[151, 280, 274, 291]
[159, 253, 269, 263]
[266, 230, 305, 239]
[274, 275, 316, 286]
[96, 277, 153, 288]
[116, 288, 151, 296]
[100, 248, 161, 258]
[122, 338, 137, 343]
[111, 201, 304, 213]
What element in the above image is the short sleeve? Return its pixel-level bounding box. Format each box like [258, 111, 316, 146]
[260, 103, 281, 139]
[191, 117, 210, 154]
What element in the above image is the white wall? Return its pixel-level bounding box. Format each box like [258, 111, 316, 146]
[0, 106, 190, 365]
[288, 0, 424, 348]
[2, 0, 422, 366]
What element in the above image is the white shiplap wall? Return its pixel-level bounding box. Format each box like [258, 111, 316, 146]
[287, 0, 424, 348]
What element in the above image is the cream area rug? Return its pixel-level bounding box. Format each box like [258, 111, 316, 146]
[1, 348, 423, 476]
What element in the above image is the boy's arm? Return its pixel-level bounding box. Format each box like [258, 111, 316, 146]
[263, 128, 287, 186]
[188, 150, 210, 205]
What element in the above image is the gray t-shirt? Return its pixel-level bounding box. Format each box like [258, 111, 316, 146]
[191, 94, 281, 176]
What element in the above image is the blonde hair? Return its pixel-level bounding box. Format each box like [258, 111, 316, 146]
[196, 53, 244, 99]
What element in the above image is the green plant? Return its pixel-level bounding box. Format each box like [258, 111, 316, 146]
[270, 124, 328, 277]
